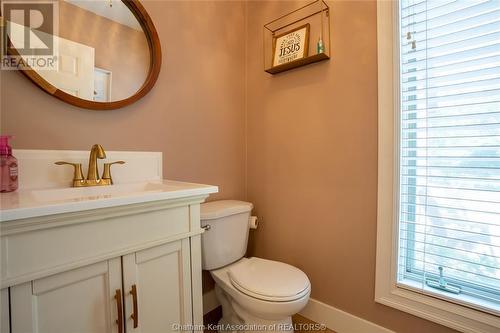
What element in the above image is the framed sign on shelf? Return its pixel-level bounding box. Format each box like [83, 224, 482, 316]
[264, 0, 330, 75]
[272, 24, 310, 67]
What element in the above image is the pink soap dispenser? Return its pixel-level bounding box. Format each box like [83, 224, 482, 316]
[0, 135, 18, 192]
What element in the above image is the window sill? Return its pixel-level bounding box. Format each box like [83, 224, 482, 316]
[375, 283, 500, 333]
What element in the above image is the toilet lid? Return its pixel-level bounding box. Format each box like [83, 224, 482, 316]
[228, 257, 310, 302]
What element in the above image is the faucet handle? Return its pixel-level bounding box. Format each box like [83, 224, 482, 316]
[102, 161, 125, 184]
[55, 161, 85, 182]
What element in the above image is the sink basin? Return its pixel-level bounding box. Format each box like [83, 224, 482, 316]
[31, 182, 178, 203]
[0, 180, 218, 222]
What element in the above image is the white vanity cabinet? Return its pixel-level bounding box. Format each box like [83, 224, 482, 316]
[0, 195, 213, 333]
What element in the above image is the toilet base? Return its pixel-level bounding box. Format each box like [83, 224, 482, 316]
[215, 285, 294, 333]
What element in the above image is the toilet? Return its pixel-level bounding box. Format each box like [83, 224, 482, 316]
[200, 200, 311, 333]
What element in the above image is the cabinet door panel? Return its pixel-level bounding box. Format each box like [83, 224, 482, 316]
[122, 239, 192, 333]
[1, 289, 9, 333]
[10, 259, 122, 333]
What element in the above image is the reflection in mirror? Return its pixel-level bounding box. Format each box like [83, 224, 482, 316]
[7, 0, 150, 103]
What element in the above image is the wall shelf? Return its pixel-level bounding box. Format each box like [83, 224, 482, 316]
[265, 52, 329, 74]
[264, 0, 330, 75]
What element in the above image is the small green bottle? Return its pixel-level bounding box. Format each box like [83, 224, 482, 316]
[317, 37, 325, 54]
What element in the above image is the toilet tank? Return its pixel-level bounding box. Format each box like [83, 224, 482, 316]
[200, 200, 253, 270]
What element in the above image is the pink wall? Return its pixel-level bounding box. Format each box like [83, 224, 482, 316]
[245, 1, 456, 333]
[0, 0, 247, 201]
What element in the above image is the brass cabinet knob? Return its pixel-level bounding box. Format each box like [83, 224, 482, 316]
[114, 289, 123, 333]
[130, 284, 139, 328]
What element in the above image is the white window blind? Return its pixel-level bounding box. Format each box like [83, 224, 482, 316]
[397, 0, 500, 313]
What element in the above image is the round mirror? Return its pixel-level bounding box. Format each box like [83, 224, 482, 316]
[4, 0, 161, 110]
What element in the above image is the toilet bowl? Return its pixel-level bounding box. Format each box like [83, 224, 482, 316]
[200, 201, 311, 333]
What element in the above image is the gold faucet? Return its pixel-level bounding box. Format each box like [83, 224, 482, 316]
[55, 144, 125, 187]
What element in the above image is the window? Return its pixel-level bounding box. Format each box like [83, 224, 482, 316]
[375, 1, 500, 331]
[397, 0, 500, 313]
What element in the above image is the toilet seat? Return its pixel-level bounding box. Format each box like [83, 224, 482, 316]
[228, 257, 310, 302]
[211, 257, 311, 321]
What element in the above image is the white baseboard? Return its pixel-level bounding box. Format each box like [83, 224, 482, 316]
[203, 291, 393, 333]
[300, 298, 394, 333]
[203, 289, 220, 315]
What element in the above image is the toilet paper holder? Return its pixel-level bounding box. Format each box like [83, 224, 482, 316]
[248, 216, 259, 229]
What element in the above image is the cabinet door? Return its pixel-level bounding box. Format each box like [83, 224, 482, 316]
[122, 239, 193, 333]
[1, 289, 9, 333]
[10, 259, 122, 333]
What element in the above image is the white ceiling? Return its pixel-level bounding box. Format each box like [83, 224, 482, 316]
[64, 0, 143, 31]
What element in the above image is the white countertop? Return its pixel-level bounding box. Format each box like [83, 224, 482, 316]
[0, 180, 218, 222]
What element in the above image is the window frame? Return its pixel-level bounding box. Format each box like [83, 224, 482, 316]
[374, 1, 500, 332]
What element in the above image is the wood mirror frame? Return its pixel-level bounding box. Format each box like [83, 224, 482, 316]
[11, 0, 161, 110]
